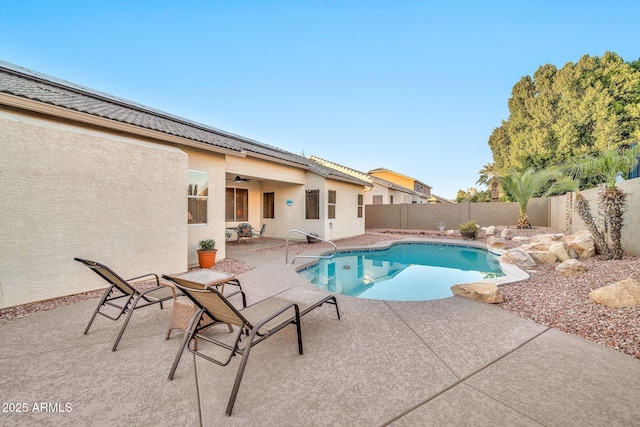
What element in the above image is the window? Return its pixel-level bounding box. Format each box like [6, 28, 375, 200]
[305, 190, 319, 220]
[226, 188, 248, 222]
[328, 190, 336, 219]
[357, 194, 364, 218]
[188, 170, 208, 224]
[263, 192, 274, 219]
[390, 195, 394, 204]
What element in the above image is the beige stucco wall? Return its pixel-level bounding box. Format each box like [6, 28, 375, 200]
[184, 148, 227, 267]
[548, 178, 640, 256]
[323, 178, 366, 240]
[0, 110, 188, 308]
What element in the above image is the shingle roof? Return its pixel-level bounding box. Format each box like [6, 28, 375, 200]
[0, 61, 368, 186]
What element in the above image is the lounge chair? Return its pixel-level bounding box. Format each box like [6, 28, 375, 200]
[75, 258, 175, 351]
[163, 274, 340, 416]
[252, 223, 266, 242]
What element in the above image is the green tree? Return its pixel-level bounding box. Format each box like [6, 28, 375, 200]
[476, 162, 501, 202]
[499, 168, 556, 228]
[489, 52, 640, 174]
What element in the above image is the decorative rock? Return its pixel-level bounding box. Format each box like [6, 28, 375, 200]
[500, 227, 513, 239]
[446, 229, 455, 236]
[531, 233, 564, 243]
[451, 282, 504, 303]
[527, 250, 558, 264]
[555, 259, 589, 276]
[499, 248, 536, 268]
[566, 230, 595, 259]
[512, 236, 529, 243]
[588, 278, 640, 307]
[549, 242, 578, 262]
[487, 236, 506, 249]
[485, 225, 496, 236]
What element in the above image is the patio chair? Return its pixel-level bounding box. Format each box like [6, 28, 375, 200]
[235, 223, 254, 245]
[163, 274, 340, 416]
[74, 258, 175, 351]
[252, 223, 266, 242]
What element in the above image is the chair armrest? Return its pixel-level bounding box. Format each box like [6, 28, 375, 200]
[127, 273, 160, 286]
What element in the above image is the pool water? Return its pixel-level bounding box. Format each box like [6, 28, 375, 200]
[300, 243, 504, 301]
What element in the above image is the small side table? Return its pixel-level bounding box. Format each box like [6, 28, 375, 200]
[162, 270, 240, 341]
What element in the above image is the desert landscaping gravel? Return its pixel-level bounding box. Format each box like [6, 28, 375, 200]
[2, 227, 638, 360]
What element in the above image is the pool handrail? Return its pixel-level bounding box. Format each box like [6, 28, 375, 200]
[285, 230, 337, 265]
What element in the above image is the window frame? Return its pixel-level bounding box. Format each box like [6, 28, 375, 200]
[305, 189, 320, 220]
[188, 169, 208, 225]
[226, 187, 249, 222]
[263, 192, 275, 219]
[328, 190, 336, 220]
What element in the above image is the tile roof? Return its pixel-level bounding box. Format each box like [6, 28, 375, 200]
[0, 61, 368, 186]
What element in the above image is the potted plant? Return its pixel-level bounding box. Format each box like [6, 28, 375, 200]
[306, 233, 320, 243]
[458, 220, 479, 240]
[197, 239, 217, 268]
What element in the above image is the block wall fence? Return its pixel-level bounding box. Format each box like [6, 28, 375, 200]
[365, 177, 640, 256]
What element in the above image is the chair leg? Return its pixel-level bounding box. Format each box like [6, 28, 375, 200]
[83, 287, 112, 335]
[111, 294, 138, 351]
[329, 296, 341, 319]
[169, 309, 203, 380]
[226, 330, 258, 416]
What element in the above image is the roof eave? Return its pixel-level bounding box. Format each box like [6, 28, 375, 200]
[0, 93, 246, 157]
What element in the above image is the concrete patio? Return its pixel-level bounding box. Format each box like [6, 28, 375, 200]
[1, 239, 639, 426]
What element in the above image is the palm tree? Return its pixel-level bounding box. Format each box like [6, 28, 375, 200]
[477, 163, 500, 202]
[570, 145, 640, 259]
[499, 168, 555, 228]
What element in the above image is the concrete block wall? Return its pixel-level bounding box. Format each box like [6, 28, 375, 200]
[366, 200, 549, 231]
[547, 178, 640, 256]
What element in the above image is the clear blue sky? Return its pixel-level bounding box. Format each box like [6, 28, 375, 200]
[1, 1, 639, 199]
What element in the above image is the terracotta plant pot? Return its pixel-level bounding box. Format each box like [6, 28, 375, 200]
[460, 230, 477, 240]
[197, 250, 217, 268]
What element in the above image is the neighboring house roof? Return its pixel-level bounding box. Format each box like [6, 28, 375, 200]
[311, 157, 453, 203]
[367, 167, 432, 190]
[309, 156, 411, 194]
[0, 61, 369, 187]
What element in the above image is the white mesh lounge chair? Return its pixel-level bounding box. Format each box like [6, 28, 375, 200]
[163, 274, 340, 416]
[75, 258, 175, 351]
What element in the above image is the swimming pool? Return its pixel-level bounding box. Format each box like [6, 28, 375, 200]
[299, 242, 504, 301]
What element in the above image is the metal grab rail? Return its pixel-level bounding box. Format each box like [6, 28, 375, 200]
[285, 230, 337, 264]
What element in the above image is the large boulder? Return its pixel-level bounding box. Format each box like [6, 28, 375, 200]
[589, 278, 640, 307]
[500, 248, 536, 268]
[565, 230, 596, 259]
[555, 259, 589, 276]
[531, 233, 564, 246]
[527, 250, 558, 264]
[501, 227, 513, 239]
[485, 225, 496, 236]
[549, 242, 578, 262]
[451, 282, 504, 303]
[487, 236, 506, 249]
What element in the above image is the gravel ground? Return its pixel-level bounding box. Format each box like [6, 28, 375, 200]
[2, 228, 638, 360]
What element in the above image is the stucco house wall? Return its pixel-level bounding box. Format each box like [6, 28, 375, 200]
[0, 61, 369, 308]
[0, 110, 187, 308]
[183, 148, 227, 266]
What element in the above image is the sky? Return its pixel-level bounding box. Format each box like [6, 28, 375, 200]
[1, 1, 639, 199]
